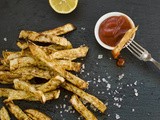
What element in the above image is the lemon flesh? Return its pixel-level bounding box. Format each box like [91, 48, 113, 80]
[49, 0, 78, 14]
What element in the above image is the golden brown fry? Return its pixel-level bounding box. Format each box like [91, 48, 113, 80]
[17, 41, 29, 50]
[0, 65, 9, 71]
[48, 60, 82, 72]
[29, 43, 88, 89]
[0, 106, 10, 120]
[37, 75, 64, 92]
[41, 23, 76, 36]
[6, 102, 31, 120]
[25, 109, 51, 120]
[0, 88, 15, 97]
[13, 79, 46, 103]
[0, 71, 21, 84]
[13, 67, 51, 80]
[61, 82, 107, 113]
[1, 87, 60, 102]
[2, 51, 22, 60]
[55, 67, 88, 89]
[19, 30, 72, 48]
[49, 46, 89, 60]
[112, 27, 138, 59]
[10, 57, 36, 70]
[9, 55, 81, 72]
[70, 95, 97, 120]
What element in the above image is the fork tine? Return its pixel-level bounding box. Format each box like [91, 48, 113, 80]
[132, 40, 145, 52]
[128, 43, 142, 56]
[130, 41, 143, 54]
[126, 46, 142, 60]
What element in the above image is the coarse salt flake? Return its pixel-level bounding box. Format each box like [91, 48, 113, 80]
[118, 74, 124, 80]
[4, 37, 7, 41]
[116, 114, 120, 119]
[98, 54, 103, 59]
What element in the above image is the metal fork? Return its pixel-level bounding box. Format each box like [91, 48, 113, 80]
[126, 40, 160, 70]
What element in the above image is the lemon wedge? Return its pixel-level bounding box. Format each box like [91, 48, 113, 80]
[49, 0, 78, 14]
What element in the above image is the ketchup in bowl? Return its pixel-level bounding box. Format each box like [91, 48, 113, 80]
[99, 15, 132, 47]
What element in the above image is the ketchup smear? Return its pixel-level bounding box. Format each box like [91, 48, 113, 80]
[99, 15, 132, 47]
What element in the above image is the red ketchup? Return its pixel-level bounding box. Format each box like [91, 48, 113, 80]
[99, 15, 132, 47]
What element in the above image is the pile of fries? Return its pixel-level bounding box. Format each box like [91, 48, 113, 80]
[0, 23, 107, 120]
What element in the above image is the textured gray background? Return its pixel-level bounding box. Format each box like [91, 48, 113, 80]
[0, 0, 160, 120]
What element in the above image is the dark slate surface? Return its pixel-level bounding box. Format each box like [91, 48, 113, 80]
[0, 0, 160, 120]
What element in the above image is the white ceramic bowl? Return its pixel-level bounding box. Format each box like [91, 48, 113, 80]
[94, 12, 135, 50]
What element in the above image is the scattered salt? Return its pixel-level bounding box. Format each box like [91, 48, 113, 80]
[134, 81, 137, 86]
[3, 37, 7, 41]
[116, 114, 120, 119]
[81, 27, 86, 30]
[98, 54, 103, 59]
[118, 74, 124, 80]
[134, 89, 138, 96]
[106, 83, 111, 90]
[102, 78, 108, 83]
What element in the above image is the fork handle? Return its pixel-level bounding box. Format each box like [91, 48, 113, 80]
[150, 58, 160, 70]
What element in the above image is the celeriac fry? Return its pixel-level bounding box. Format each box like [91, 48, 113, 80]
[41, 23, 76, 36]
[25, 109, 51, 120]
[0, 71, 21, 84]
[112, 27, 138, 59]
[17, 41, 58, 54]
[37, 75, 64, 92]
[13, 67, 51, 80]
[17, 41, 29, 50]
[10, 56, 36, 70]
[10, 56, 82, 72]
[19, 30, 72, 49]
[0, 106, 10, 120]
[0, 65, 9, 71]
[49, 46, 89, 60]
[6, 102, 31, 120]
[0, 88, 16, 97]
[29, 43, 88, 89]
[1, 88, 60, 102]
[13, 79, 46, 103]
[70, 95, 97, 120]
[2, 51, 22, 60]
[53, 60, 82, 72]
[61, 82, 107, 113]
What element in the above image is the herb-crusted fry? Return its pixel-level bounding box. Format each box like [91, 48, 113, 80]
[29, 43, 88, 89]
[1, 88, 60, 102]
[0, 106, 10, 120]
[13, 79, 46, 103]
[0, 71, 21, 84]
[25, 109, 51, 120]
[13, 67, 51, 80]
[6, 102, 31, 120]
[70, 95, 97, 120]
[0, 88, 15, 97]
[0, 65, 9, 71]
[41, 23, 76, 36]
[61, 82, 107, 113]
[10, 56, 81, 72]
[2, 51, 22, 60]
[17, 41, 29, 50]
[10, 57, 36, 70]
[19, 30, 72, 48]
[49, 46, 89, 60]
[37, 75, 64, 92]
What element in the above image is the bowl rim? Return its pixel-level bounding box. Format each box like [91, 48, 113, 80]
[94, 12, 135, 50]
